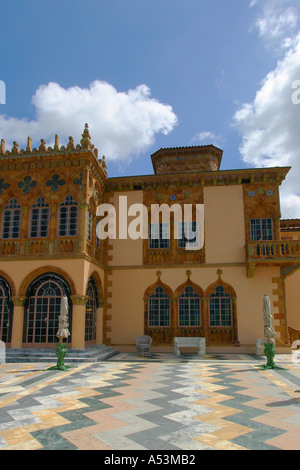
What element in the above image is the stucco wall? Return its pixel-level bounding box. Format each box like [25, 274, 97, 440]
[109, 265, 280, 347]
[204, 185, 246, 264]
[286, 269, 300, 329]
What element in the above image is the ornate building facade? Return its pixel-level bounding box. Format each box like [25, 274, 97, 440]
[0, 125, 299, 353]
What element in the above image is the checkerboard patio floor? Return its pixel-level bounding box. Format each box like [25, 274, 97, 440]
[0, 353, 300, 450]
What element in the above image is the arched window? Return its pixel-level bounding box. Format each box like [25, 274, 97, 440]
[30, 197, 49, 238]
[0, 277, 12, 343]
[58, 195, 78, 236]
[178, 286, 200, 327]
[24, 274, 71, 345]
[85, 278, 98, 342]
[1, 198, 21, 239]
[149, 286, 170, 327]
[209, 285, 232, 327]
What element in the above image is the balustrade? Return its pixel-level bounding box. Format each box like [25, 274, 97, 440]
[0, 240, 20, 255]
[247, 240, 300, 259]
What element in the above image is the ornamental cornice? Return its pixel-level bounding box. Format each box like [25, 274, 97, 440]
[106, 167, 291, 192]
[0, 124, 107, 181]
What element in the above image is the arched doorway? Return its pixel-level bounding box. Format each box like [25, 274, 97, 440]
[23, 273, 72, 347]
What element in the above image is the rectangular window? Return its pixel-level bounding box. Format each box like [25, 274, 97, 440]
[2, 209, 21, 239]
[30, 208, 49, 238]
[178, 221, 199, 249]
[250, 218, 273, 241]
[209, 298, 232, 327]
[149, 223, 170, 249]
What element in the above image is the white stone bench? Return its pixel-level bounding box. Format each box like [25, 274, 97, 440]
[174, 337, 206, 356]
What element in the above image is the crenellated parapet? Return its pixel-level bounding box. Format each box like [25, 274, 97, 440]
[0, 123, 108, 176]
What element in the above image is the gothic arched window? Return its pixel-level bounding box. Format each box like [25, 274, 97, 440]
[30, 197, 49, 238]
[1, 198, 21, 239]
[178, 286, 201, 327]
[58, 195, 78, 236]
[209, 285, 232, 327]
[149, 286, 170, 327]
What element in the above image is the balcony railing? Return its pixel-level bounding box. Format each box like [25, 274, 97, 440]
[247, 240, 300, 259]
[246, 240, 300, 277]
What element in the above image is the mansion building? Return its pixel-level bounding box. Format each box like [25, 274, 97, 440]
[0, 124, 300, 353]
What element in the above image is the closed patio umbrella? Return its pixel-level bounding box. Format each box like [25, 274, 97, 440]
[56, 296, 70, 343]
[263, 294, 277, 342]
[48, 296, 71, 371]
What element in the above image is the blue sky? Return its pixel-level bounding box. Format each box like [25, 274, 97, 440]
[1, 0, 300, 217]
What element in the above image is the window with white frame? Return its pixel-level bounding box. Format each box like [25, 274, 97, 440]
[30, 197, 49, 238]
[1, 198, 21, 239]
[58, 195, 78, 236]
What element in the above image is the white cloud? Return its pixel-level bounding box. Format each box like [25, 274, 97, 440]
[250, 0, 300, 49]
[0, 80, 178, 165]
[234, 31, 300, 218]
[190, 130, 224, 148]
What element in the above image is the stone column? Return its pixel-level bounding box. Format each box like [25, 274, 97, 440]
[11, 296, 26, 348]
[78, 203, 89, 254]
[96, 304, 104, 345]
[70, 295, 88, 349]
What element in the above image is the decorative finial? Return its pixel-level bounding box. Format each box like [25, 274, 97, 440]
[0, 139, 5, 154]
[80, 123, 93, 150]
[156, 270, 162, 279]
[54, 134, 60, 150]
[186, 270, 192, 279]
[67, 136, 75, 151]
[11, 141, 20, 155]
[217, 269, 223, 278]
[26, 137, 32, 153]
[39, 139, 47, 152]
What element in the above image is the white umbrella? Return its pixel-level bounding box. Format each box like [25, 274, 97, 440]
[263, 294, 277, 342]
[56, 296, 70, 343]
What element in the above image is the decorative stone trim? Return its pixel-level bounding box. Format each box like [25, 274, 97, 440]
[70, 295, 89, 305]
[12, 296, 26, 306]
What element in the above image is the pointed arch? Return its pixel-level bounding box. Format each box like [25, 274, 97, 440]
[143, 274, 174, 344]
[204, 270, 239, 345]
[175, 275, 204, 333]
